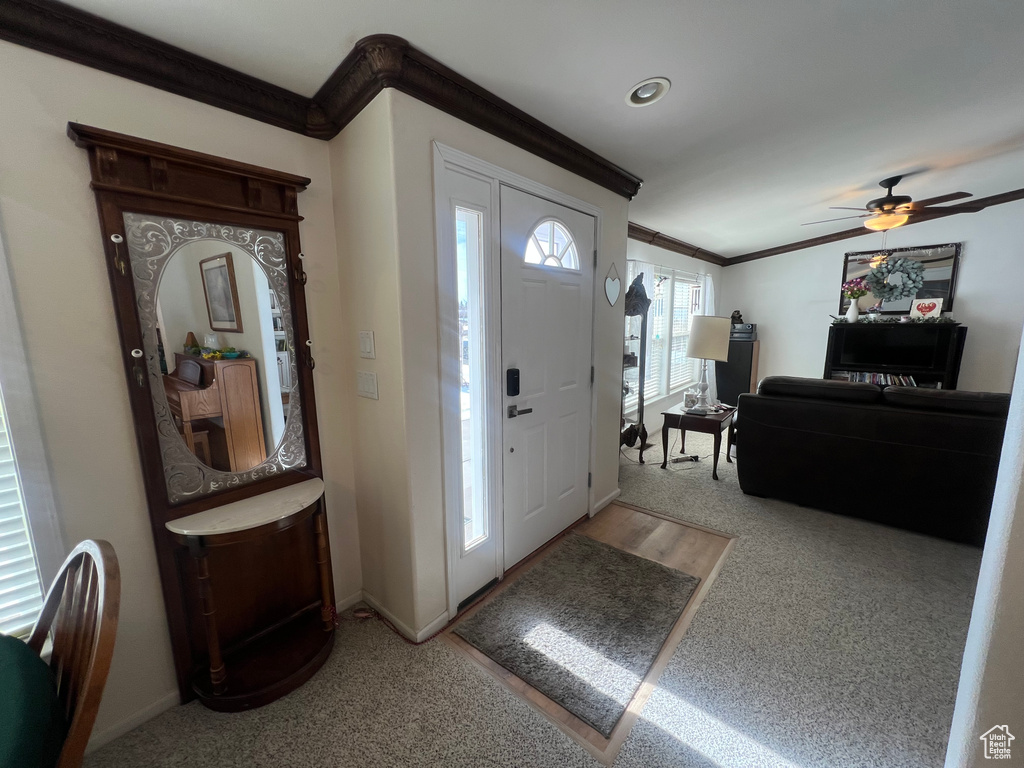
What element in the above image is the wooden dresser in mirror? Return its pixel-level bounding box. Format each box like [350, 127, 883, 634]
[68, 123, 334, 711]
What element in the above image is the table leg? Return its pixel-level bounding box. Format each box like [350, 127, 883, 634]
[661, 421, 669, 469]
[188, 537, 226, 695]
[726, 419, 734, 463]
[712, 427, 722, 481]
[313, 506, 335, 632]
[679, 429, 686, 455]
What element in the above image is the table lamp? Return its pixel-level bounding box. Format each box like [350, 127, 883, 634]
[685, 315, 731, 415]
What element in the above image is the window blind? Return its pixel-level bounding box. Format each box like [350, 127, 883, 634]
[623, 260, 703, 415]
[669, 280, 694, 391]
[0, 387, 44, 638]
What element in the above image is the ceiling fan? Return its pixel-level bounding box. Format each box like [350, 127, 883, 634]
[803, 175, 983, 231]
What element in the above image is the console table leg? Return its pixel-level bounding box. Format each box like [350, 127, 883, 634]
[188, 538, 226, 695]
[661, 422, 669, 469]
[313, 507, 335, 631]
[712, 429, 722, 481]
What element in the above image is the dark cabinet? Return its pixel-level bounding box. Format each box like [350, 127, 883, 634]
[824, 323, 967, 389]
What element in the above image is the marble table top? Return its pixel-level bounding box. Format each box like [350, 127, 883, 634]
[165, 477, 325, 537]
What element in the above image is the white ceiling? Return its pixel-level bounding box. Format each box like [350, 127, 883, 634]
[61, 0, 1024, 257]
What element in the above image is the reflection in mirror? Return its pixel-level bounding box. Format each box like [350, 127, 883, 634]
[124, 213, 306, 501]
[840, 243, 961, 315]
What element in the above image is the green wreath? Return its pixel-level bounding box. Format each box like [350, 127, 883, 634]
[864, 256, 924, 302]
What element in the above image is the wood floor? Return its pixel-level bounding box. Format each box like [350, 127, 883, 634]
[443, 501, 735, 766]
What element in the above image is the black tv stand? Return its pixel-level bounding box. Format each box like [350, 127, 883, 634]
[823, 323, 967, 390]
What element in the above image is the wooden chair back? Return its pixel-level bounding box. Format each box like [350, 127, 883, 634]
[27, 540, 120, 768]
[177, 358, 202, 386]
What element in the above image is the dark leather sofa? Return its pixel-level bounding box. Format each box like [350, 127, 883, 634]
[735, 376, 1011, 546]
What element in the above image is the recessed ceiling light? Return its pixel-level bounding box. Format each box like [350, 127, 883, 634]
[626, 77, 671, 107]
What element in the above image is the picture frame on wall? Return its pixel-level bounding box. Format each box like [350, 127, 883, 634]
[840, 242, 962, 315]
[199, 252, 243, 333]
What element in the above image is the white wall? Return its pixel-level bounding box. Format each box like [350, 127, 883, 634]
[945, 322, 1024, 766]
[624, 239, 724, 434]
[0, 40, 361, 744]
[720, 202, 1024, 393]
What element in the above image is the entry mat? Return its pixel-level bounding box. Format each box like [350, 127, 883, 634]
[454, 533, 700, 737]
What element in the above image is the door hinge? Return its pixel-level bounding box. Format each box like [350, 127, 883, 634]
[590, 366, 595, 385]
[588, 472, 592, 488]
[593, 249, 598, 268]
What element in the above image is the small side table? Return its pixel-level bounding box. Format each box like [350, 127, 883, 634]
[660, 406, 735, 480]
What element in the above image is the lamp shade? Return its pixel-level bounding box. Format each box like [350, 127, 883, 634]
[686, 315, 731, 361]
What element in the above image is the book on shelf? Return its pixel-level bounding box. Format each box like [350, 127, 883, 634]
[831, 371, 919, 386]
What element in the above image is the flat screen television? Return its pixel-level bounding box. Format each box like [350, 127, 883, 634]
[835, 325, 946, 369]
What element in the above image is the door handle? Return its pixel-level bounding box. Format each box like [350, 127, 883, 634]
[507, 404, 533, 419]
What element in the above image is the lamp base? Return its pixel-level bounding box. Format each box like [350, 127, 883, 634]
[685, 405, 714, 415]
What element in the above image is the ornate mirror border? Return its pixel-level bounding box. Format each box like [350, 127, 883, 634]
[124, 214, 307, 501]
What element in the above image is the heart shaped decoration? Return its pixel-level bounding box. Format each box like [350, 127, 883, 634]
[605, 276, 621, 306]
[917, 301, 937, 315]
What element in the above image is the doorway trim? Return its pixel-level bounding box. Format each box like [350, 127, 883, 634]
[432, 142, 605, 618]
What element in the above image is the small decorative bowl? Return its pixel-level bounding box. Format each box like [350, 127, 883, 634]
[221, 351, 241, 358]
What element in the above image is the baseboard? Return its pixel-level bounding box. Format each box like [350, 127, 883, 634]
[362, 591, 449, 643]
[86, 689, 179, 753]
[591, 487, 621, 516]
[415, 609, 451, 642]
[335, 588, 364, 612]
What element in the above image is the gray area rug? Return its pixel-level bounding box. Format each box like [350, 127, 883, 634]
[454, 533, 699, 737]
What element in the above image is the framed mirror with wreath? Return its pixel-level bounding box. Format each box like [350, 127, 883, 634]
[840, 243, 962, 315]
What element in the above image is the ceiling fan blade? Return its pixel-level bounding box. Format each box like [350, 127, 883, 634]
[913, 192, 973, 207]
[828, 206, 870, 211]
[801, 214, 871, 225]
[908, 205, 984, 216]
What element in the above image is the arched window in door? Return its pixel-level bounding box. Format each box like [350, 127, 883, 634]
[523, 219, 580, 270]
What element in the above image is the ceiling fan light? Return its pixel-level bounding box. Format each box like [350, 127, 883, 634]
[864, 213, 909, 231]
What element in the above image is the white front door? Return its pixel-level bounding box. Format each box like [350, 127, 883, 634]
[500, 185, 595, 567]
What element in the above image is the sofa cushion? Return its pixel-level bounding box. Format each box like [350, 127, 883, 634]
[0, 634, 67, 768]
[757, 376, 882, 403]
[882, 386, 1012, 417]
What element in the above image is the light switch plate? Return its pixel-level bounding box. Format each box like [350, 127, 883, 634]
[358, 330, 375, 359]
[357, 370, 378, 400]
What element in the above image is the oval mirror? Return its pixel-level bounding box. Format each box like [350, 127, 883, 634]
[124, 213, 307, 502]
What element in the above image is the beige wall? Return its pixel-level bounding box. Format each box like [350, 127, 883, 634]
[719, 202, 1024, 393]
[329, 89, 630, 635]
[327, 93, 418, 628]
[0, 40, 361, 744]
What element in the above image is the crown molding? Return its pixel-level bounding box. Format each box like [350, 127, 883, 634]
[315, 36, 643, 199]
[627, 222, 727, 266]
[728, 186, 1024, 265]
[0, 0, 326, 136]
[0, 6, 642, 198]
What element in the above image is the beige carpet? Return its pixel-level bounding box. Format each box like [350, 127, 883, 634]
[87, 432, 981, 767]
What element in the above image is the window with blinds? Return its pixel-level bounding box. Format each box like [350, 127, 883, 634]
[0, 385, 44, 637]
[623, 260, 703, 415]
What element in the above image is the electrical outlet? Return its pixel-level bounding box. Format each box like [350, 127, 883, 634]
[358, 330, 375, 359]
[357, 370, 378, 400]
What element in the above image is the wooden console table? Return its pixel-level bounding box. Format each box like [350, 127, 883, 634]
[660, 405, 735, 480]
[166, 478, 334, 711]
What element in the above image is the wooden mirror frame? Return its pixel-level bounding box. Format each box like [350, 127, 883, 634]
[68, 123, 328, 702]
